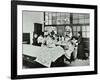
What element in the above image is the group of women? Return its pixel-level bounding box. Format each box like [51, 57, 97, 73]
[32, 26, 86, 63]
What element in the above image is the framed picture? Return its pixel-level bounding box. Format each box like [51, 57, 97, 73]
[11, 0, 98, 79]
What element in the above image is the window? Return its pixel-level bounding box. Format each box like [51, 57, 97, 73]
[82, 26, 90, 38]
[44, 12, 90, 38]
[72, 13, 90, 38]
[45, 12, 70, 25]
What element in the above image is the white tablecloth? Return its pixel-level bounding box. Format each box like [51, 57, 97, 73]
[23, 44, 65, 67]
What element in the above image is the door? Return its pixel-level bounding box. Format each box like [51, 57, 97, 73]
[34, 23, 43, 36]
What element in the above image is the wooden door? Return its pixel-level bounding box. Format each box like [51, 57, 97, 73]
[34, 23, 42, 35]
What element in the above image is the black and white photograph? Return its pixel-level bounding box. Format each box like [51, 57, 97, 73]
[11, 1, 97, 79]
[22, 11, 90, 68]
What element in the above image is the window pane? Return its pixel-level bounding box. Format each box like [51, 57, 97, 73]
[66, 20, 70, 24]
[73, 13, 79, 19]
[73, 26, 77, 31]
[52, 12, 56, 17]
[57, 19, 61, 24]
[49, 12, 52, 20]
[84, 14, 90, 19]
[79, 14, 84, 19]
[82, 26, 86, 31]
[52, 20, 56, 25]
[86, 26, 90, 31]
[61, 19, 65, 24]
[85, 19, 90, 24]
[52, 16, 56, 20]
[73, 19, 78, 24]
[82, 32, 86, 38]
[77, 26, 80, 31]
[66, 13, 70, 17]
[56, 13, 60, 24]
[49, 20, 52, 25]
[87, 32, 90, 38]
[79, 19, 85, 24]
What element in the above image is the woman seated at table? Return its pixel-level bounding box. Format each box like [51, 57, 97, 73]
[64, 35, 75, 63]
[43, 30, 58, 47]
[32, 33, 38, 46]
[71, 36, 78, 60]
[46, 34, 56, 48]
[37, 34, 44, 46]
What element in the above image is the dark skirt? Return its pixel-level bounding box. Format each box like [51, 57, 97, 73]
[77, 43, 86, 59]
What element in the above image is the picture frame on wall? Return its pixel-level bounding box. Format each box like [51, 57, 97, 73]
[11, 0, 98, 79]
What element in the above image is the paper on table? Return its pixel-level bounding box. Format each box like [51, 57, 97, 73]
[23, 44, 65, 67]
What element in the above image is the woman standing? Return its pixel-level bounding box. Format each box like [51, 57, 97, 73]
[65, 26, 72, 39]
[77, 32, 86, 60]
